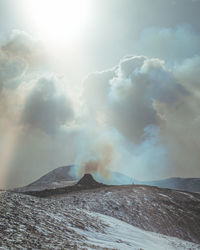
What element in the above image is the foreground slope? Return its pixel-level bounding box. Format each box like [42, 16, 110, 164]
[0, 191, 199, 250]
[50, 184, 200, 244]
[15, 174, 200, 245]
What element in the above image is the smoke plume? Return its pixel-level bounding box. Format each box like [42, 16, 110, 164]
[77, 143, 113, 178]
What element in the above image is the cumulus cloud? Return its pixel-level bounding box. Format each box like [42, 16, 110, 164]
[2, 30, 46, 66]
[1, 74, 76, 188]
[21, 77, 74, 134]
[4, 74, 76, 188]
[0, 29, 48, 92]
[174, 55, 200, 92]
[80, 52, 200, 180]
[83, 56, 188, 142]
[0, 50, 26, 91]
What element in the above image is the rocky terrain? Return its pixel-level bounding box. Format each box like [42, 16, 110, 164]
[47, 179, 200, 245]
[1, 189, 200, 249]
[19, 174, 106, 198]
[5, 172, 200, 249]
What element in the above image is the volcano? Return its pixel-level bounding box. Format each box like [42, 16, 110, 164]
[76, 174, 104, 188]
[20, 173, 105, 197]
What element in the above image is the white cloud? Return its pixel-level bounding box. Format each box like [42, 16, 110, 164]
[81, 52, 200, 179]
[83, 56, 188, 142]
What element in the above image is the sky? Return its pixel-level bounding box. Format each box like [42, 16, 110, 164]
[0, 0, 200, 188]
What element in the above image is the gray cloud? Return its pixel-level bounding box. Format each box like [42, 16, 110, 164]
[0, 31, 76, 188]
[21, 77, 74, 135]
[83, 56, 188, 142]
[2, 30, 46, 66]
[0, 29, 48, 92]
[0, 50, 26, 91]
[80, 52, 200, 180]
[2, 74, 76, 188]
[174, 55, 200, 92]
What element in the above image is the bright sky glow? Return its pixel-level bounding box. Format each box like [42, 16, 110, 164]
[26, 0, 92, 45]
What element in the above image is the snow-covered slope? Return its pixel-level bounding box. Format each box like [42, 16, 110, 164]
[1, 191, 199, 250]
[49, 184, 200, 244]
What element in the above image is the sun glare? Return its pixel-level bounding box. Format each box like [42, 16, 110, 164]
[26, 0, 92, 45]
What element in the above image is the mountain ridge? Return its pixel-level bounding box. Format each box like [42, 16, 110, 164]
[13, 165, 200, 193]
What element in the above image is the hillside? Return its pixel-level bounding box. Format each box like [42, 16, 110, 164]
[13, 174, 200, 245]
[13, 165, 200, 193]
[1, 190, 200, 249]
[49, 183, 200, 245]
[13, 165, 76, 192]
[13, 165, 131, 192]
[138, 177, 200, 193]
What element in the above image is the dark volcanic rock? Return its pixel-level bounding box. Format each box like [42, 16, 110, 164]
[76, 174, 104, 187]
[53, 184, 200, 245]
[1, 190, 199, 249]
[19, 174, 105, 198]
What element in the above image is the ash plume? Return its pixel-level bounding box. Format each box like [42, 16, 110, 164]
[77, 143, 113, 178]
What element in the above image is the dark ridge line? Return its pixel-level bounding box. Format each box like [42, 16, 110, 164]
[12, 184, 167, 198]
[13, 182, 198, 198]
[14, 178, 107, 198]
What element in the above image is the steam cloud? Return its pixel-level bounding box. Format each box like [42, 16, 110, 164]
[78, 26, 200, 180]
[1, 25, 200, 187]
